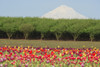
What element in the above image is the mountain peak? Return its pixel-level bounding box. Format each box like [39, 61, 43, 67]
[58, 5, 72, 9]
[42, 5, 88, 19]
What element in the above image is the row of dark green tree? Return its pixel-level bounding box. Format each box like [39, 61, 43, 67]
[0, 17, 100, 41]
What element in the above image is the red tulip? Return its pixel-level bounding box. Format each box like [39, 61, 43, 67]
[92, 53, 95, 56]
[29, 50, 32, 54]
[0, 52, 2, 55]
[79, 54, 82, 57]
[51, 51, 54, 55]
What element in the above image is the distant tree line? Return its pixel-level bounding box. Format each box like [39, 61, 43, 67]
[0, 17, 100, 41]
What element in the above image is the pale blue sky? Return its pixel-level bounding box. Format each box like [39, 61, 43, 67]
[0, 0, 100, 19]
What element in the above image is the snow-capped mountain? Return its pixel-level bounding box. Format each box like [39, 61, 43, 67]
[41, 5, 88, 19]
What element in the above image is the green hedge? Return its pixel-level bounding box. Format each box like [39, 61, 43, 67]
[0, 17, 100, 41]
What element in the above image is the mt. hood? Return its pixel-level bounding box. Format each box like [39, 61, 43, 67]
[41, 5, 88, 19]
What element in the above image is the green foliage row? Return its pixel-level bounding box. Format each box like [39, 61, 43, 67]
[0, 17, 100, 41]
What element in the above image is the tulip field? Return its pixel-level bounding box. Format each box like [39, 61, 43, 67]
[0, 46, 100, 67]
[1, 40, 100, 67]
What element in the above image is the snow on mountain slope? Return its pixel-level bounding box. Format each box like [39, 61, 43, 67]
[41, 5, 88, 19]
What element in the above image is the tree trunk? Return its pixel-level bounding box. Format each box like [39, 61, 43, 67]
[24, 33, 28, 40]
[41, 33, 44, 40]
[7, 33, 12, 39]
[90, 34, 94, 42]
[55, 33, 62, 41]
[74, 37, 77, 41]
[73, 34, 79, 41]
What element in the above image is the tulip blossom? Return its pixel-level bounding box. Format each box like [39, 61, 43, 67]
[0, 46, 100, 67]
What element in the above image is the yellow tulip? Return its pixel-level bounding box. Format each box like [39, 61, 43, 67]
[14, 46, 16, 48]
[59, 53, 62, 57]
[5, 45, 7, 47]
[28, 46, 30, 48]
[58, 46, 60, 48]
